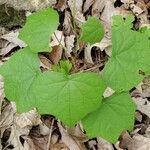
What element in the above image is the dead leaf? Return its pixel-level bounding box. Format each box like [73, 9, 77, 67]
[103, 87, 115, 98]
[133, 134, 150, 150]
[100, 0, 115, 31]
[119, 131, 134, 150]
[68, 0, 85, 27]
[55, 0, 67, 11]
[97, 137, 114, 150]
[83, 0, 95, 13]
[65, 34, 75, 54]
[0, 31, 26, 56]
[51, 30, 65, 47]
[0, 102, 15, 138]
[15, 109, 42, 128]
[49, 45, 63, 64]
[84, 44, 94, 64]
[58, 123, 86, 150]
[63, 10, 73, 35]
[132, 97, 150, 118]
[39, 54, 52, 69]
[92, 0, 106, 17]
[7, 124, 29, 150]
[1, 31, 26, 48]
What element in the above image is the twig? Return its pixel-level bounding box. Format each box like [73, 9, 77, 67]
[46, 119, 54, 150]
[82, 63, 105, 72]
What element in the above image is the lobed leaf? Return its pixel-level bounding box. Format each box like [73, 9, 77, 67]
[0, 48, 106, 126]
[82, 93, 136, 143]
[80, 17, 104, 45]
[102, 16, 150, 92]
[19, 8, 59, 53]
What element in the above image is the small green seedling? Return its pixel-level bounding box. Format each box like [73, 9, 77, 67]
[0, 8, 150, 143]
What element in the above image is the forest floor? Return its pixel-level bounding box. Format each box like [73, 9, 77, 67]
[0, 0, 150, 149]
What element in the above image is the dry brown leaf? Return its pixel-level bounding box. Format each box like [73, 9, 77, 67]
[65, 34, 75, 54]
[83, 0, 95, 13]
[133, 134, 150, 150]
[68, 0, 83, 15]
[84, 44, 94, 64]
[0, 102, 15, 138]
[100, 0, 115, 31]
[7, 124, 30, 150]
[92, 0, 106, 17]
[28, 135, 49, 150]
[1, 31, 26, 48]
[103, 87, 115, 98]
[49, 45, 63, 64]
[132, 97, 150, 118]
[51, 141, 69, 150]
[68, 0, 85, 27]
[119, 131, 134, 150]
[15, 109, 42, 128]
[39, 124, 50, 136]
[97, 137, 114, 150]
[51, 30, 65, 47]
[67, 124, 87, 142]
[39, 54, 52, 69]
[63, 10, 73, 35]
[55, 0, 68, 11]
[58, 123, 86, 150]
[0, 31, 26, 56]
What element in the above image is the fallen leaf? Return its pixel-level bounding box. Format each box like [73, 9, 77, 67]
[65, 34, 75, 54]
[55, 0, 67, 11]
[97, 137, 114, 150]
[49, 45, 63, 64]
[58, 123, 86, 150]
[1, 31, 26, 48]
[15, 109, 42, 128]
[63, 10, 73, 35]
[0, 31, 26, 56]
[68, 0, 85, 27]
[83, 0, 95, 13]
[132, 97, 150, 118]
[51, 30, 65, 47]
[133, 134, 150, 150]
[0, 102, 15, 138]
[92, 0, 106, 17]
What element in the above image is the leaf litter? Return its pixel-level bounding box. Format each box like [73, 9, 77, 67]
[0, 0, 150, 149]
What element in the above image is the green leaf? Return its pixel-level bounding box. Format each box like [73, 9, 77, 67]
[0, 47, 41, 112]
[113, 15, 134, 29]
[19, 8, 59, 53]
[52, 60, 72, 74]
[102, 16, 150, 92]
[33, 71, 106, 126]
[82, 93, 136, 143]
[80, 17, 104, 45]
[0, 50, 106, 126]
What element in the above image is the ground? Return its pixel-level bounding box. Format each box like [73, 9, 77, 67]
[0, 0, 150, 150]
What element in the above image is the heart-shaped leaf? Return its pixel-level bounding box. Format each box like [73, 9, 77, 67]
[80, 17, 104, 45]
[19, 8, 59, 53]
[102, 16, 150, 92]
[82, 93, 136, 143]
[0, 48, 106, 126]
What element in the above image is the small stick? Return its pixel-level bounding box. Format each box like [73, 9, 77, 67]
[46, 119, 54, 150]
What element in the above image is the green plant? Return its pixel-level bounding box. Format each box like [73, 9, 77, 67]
[0, 8, 150, 143]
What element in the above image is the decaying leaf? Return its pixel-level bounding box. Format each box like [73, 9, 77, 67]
[0, 31, 26, 56]
[132, 97, 150, 118]
[58, 123, 86, 150]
